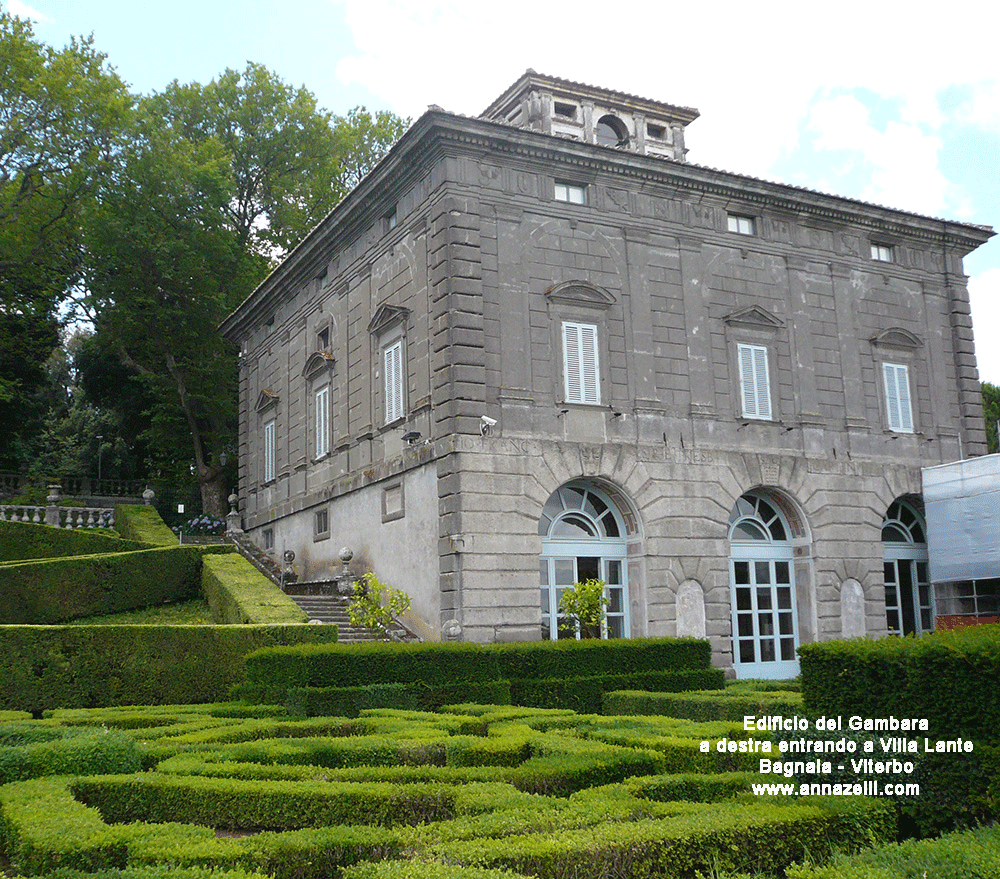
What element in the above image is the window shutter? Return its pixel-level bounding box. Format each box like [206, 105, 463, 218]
[738, 344, 771, 420]
[315, 386, 329, 457]
[385, 341, 403, 423]
[563, 321, 600, 405]
[263, 420, 275, 482]
[883, 363, 913, 432]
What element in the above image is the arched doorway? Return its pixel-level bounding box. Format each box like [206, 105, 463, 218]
[729, 491, 800, 678]
[882, 497, 932, 636]
[538, 481, 633, 640]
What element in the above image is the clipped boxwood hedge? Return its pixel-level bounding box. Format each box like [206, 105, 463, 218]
[603, 685, 803, 721]
[0, 520, 150, 562]
[799, 624, 1000, 744]
[0, 625, 338, 713]
[244, 637, 714, 697]
[286, 680, 513, 718]
[0, 545, 230, 625]
[202, 554, 307, 625]
[114, 504, 178, 546]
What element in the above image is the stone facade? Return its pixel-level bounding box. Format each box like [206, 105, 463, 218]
[220, 72, 994, 675]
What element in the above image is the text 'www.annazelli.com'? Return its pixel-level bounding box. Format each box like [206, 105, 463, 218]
[752, 781, 920, 797]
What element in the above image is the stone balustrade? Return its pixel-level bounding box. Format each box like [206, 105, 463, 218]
[0, 504, 115, 529]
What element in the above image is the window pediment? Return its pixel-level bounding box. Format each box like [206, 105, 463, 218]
[303, 351, 335, 379]
[724, 305, 784, 329]
[871, 327, 922, 350]
[368, 303, 410, 336]
[255, 389, 279, 413]
[545, 280, 616, 310]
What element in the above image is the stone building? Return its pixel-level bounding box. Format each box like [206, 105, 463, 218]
[219, 71, 994, 677]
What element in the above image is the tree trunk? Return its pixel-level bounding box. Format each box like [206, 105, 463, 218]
[199, 468, 228, 518]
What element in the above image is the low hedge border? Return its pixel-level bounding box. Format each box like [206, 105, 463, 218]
[603, 686, 804, 721]
[243, 638, 714, 695]
[201, 555, 308, 625]
[786, 822, 1000, 879]
[0, 727, 141, 783]
[0, 626, 339, 713]
[0, 520, 150, 562]
[431, 797, 895, 879]
[72, 773, 459, 829]
[286, 681, 513, 718]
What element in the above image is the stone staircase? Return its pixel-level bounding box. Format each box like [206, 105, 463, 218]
[285, 584, 386, 643]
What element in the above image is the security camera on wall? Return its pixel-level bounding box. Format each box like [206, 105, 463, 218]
[480, 415, 497, 436]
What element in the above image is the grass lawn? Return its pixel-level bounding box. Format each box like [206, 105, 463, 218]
[65, 598, 216, 625]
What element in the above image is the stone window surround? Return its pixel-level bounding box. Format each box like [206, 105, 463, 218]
[544, 281, 617, 410]
[871, 327, 922, 435]
[723, 305, 785, 424]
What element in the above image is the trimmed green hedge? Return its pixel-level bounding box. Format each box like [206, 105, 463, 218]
[786, 823, 1000, 879]
[603, 685, 803, 720]
[0, 728, 141, 783]
[244, 638, 714, 700]
[0, 520, 150, 562]
[431, 797, 895, 879]
[73, 773, 458, 829]
[0, 545, 232, 625]
[511, 669, 723, 714]
[0, 625, 338, 713]
[114, 505, 177, 546]
[201, 554, 307, 625]
[286, 681, 513, 717]
[799, 624, 1000, 744]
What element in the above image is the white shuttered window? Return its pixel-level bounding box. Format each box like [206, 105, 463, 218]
[384, 340, 404, 424]
[315, 386, 330, 458]
[883, 363, 914, 433]
[263, 419, 276, 483]
[738, 343, 772, 420]
[562, 321, 600, 405]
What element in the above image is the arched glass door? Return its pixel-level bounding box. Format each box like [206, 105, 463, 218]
[883, 499, 932, 636]
[729, 492, 799, 679]
[539, 482, 629, 640]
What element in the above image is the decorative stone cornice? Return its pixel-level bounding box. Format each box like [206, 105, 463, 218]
[544, 280, 616, 310]
[368, 303, 410, 336]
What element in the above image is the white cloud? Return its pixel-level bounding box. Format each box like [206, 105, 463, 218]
[969, 268, 1000, 385]
[6, 0, 54, 22]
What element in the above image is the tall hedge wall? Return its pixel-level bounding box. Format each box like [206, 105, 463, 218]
[0, 520, 150, 562]
[799, 624, 1000, 744]
[0, 625, 339, 713]
[0, 545, 231, 625]
[245, 637, 711, 692]
[202, 554, 308, 625]
[114, 505, 177, 546]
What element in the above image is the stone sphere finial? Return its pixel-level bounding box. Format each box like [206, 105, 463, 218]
[339, 547, 353, 563]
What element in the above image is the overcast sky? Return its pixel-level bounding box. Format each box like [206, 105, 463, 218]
[9, 0, 999, 382]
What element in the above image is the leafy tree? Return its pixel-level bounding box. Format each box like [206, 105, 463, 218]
[332, 106, 409, 193]
[0, 11, 131, 470]
[983, 382, 999, 455]
[347, 573, 411, 637]
[559, 578, 608, 639]
[83, 65, 407, 514]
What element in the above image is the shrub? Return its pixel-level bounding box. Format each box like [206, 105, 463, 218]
[0, 625, 338, 713]
[286, 681, 512, 717]
[72, 774, 459, 829]
[347, 573, 411, 636]
[0, 728, 141, 783]
[798, 625, 1000, 744]
[0, 545, 230, 625]
[558, 579, 607, 639]
[603, 686, 803, 721]
[0, 520, 149, 562]
[786, 822, 1000, 879]
[114, 505, 177, 546]
[201, 554, 307, 625]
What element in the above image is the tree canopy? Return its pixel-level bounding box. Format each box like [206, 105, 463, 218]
[1, 14, 408, 510]
[983, 382, 999, 455]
